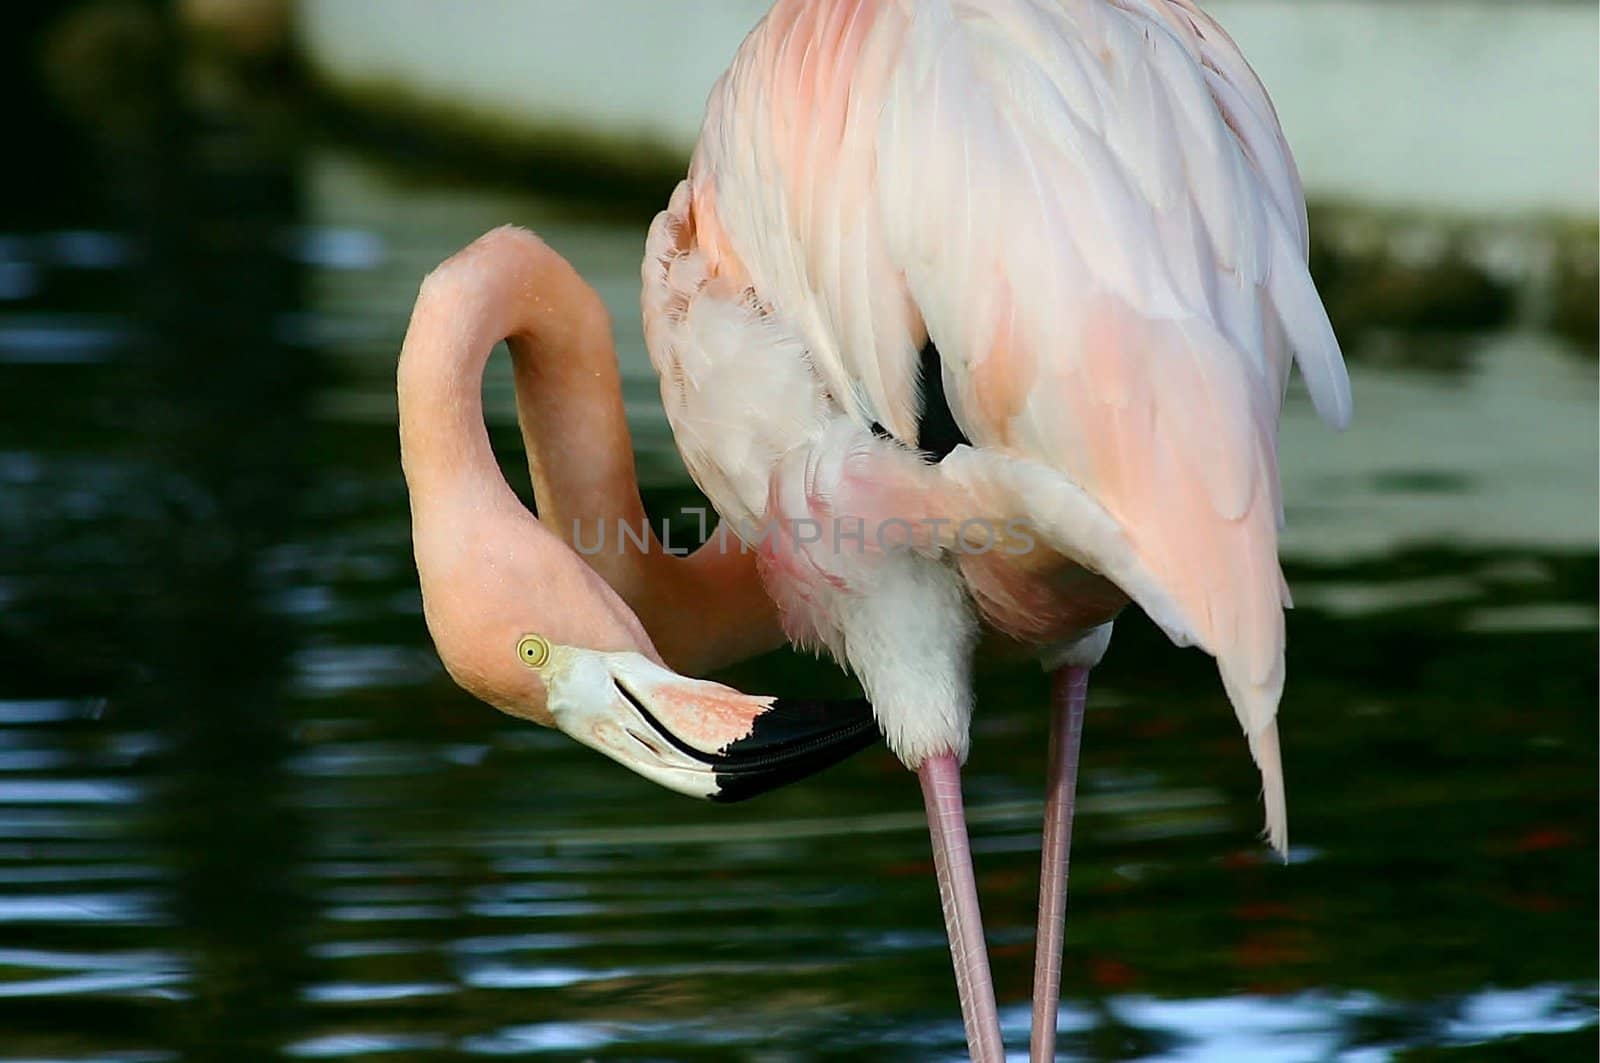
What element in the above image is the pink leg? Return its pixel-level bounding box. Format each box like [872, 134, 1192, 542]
[1030, 666, 1089, 1063]
[918, 753, 1006, 1063]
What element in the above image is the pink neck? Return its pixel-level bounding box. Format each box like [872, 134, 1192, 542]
[397, 227, 643, 532]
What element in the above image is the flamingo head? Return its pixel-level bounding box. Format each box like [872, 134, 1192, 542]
[412, 504, 877, 802]
[514, 635, 878, 802]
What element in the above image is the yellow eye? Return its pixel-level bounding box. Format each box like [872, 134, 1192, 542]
[517, 634, 550, 669]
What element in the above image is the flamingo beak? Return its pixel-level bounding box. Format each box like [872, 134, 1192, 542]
[521, 636, 879, 801]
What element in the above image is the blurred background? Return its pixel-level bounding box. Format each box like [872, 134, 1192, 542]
[0, 1, 1594, 1060]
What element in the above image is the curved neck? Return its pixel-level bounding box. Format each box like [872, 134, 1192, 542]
[397, 227, 646, 535]
[396, 226, 784, 678]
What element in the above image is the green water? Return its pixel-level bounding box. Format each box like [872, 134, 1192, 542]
[1, 7, 1596, 1061]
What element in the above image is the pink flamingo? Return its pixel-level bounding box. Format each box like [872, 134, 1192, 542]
[398, 1, 1350, 1059]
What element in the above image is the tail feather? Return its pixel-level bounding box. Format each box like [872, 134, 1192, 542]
[1218, 600, 1289, 860]
[1248, 718, 1288, 858]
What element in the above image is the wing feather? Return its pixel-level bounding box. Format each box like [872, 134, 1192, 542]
[692, 0, 925, 442]
[876, 0, 1347, 851]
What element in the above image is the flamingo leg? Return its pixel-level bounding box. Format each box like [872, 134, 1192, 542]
[1030, 665, 1089, 1063]
[918, 753, 1006, 1063]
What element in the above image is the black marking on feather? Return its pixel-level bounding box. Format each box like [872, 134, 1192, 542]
[915, 340, 971, 460]
[867, 340, 972, 460]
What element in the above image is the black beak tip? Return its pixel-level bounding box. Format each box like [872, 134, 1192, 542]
[708, 697, 880, 803]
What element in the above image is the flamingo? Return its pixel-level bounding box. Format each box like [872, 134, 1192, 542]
[398, 1, 1351, 1059]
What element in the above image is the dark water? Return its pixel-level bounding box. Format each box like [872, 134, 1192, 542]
[2, 8, 1597, 1062]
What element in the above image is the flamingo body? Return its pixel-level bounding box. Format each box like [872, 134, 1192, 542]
[643, 0, 1350, 847]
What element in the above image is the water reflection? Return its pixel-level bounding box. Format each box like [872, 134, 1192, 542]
[0, 5, 1594, 1062]
[4, 4, 321, 1059]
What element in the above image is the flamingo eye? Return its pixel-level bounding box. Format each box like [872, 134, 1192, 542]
[517, 634, 550, 669]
